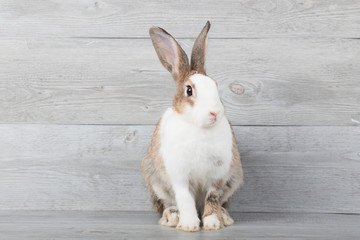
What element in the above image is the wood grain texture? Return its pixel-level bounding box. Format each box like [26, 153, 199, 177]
[1, 0, 360, 39]
[1, 38, 359, 125]
[0, 211, 359, 240]
[1, 124, 359, 213]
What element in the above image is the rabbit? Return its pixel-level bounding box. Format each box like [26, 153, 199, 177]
[142, 21, 243, 232]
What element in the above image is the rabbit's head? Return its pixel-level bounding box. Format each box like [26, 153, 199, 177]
[149, 21, 224, 128]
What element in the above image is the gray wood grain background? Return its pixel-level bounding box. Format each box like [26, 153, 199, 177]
[0, 0, 359, 213]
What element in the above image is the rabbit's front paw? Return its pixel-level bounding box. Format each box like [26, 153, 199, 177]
[176, 214, 200, 232]
[203, 213, 223, 230]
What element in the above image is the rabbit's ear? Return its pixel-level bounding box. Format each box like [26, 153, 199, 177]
[149, 27, 190, 82]
[191, 21, 211, 75]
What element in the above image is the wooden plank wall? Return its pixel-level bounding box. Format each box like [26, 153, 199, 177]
[0, 0, 359, 213]
[1, 125, 359, 213]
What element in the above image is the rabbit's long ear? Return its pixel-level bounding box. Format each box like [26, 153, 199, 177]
[149, 27, 190, 82]
[191, 21, 211, 75]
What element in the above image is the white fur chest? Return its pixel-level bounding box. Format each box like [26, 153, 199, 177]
[159, 108, 233, 187]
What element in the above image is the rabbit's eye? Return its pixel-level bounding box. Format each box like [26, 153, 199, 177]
[186, 85, 192, 97]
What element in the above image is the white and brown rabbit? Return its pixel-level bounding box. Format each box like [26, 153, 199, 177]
[142, 21, 243, 232]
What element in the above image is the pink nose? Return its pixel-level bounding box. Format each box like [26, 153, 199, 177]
[210, 112, 217, 118]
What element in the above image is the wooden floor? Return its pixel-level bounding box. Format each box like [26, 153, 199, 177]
[0, 211, 359, 240]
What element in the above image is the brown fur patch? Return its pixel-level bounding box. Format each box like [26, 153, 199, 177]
[141, 119, 175, 213]
[215, 159, 223, 166]
[173, 71, 198, 114]
[219, 124, 244, 208]
[151, 191, 164, 214]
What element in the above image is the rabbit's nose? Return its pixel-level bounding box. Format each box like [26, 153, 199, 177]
[210, 112, 218, 118]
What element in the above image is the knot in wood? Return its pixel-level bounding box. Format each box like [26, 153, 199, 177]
[229, 83, 245, 95]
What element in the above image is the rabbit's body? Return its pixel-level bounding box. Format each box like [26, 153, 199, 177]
[142, 22, 243, 232]
[162, 105, 232, 192]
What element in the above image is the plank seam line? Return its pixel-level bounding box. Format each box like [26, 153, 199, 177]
[0, 123, 358, 127]
[69, 37, 360, 40]
[1, 210, 357, 215]
[71, 37, 264, 40]
[77, 210, 360, 215]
